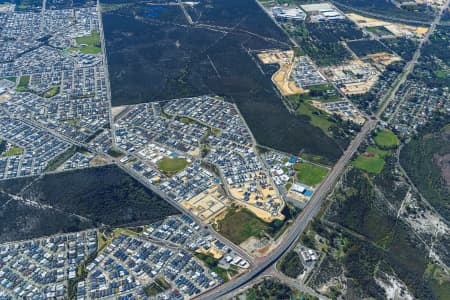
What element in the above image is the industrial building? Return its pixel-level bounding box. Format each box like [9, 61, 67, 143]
[271, 6, 307, 21]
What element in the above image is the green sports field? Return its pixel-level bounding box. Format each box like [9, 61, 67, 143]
[70, 31, 102, 54]
[353, 155, 385, 174]
[294, 162, 328, 186]
[374, 129, 399, 148]
[352, 145, 389, 174]
[157, 157, 188, 173]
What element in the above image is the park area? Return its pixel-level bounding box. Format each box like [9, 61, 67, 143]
[216, 207, 271, 245]
[294, 162, 328, 186]
[374, 129, 399, 148]
[143, 277, 171, 296]
[296, 102, 334, 134]
[44, 86, 60, 98]
[16, 75, 30, 92]
[69, 31, 101, 54]
[1, 145, 23, 157]
[157, 157, 188, 174]
[353, 146, 389, 174]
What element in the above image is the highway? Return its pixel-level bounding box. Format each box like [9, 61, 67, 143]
[26, 0, 447, 298]
[178, 0, 193, 25]
[196, 119, 376, 300]
[5, 0, 447, 298]
[378, 0, 450, 119]
[225, 268, 328, 300]
[196, 1, 450, 298]
[97, 0, 116, 146]
[331, 0, 450, 26]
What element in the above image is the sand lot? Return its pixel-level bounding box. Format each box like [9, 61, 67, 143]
[258, 50, 305, 96]
[346, 13, 428, 37]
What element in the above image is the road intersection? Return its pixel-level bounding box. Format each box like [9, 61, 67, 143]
[196, 1, 449, 297]
[0, 0, 448, 297]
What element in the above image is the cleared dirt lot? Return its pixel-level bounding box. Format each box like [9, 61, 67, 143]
[347, 13, 429, 37]
[258, 50, 305, 96]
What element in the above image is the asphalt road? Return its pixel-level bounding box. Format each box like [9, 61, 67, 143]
[114, 163, 256, 267]
[331, 0, 450, 26]
[196, 120, 376, 300]
[196, 1, 450, 297]
[7, 0, 448, 297]
[380, 0, 450, 120]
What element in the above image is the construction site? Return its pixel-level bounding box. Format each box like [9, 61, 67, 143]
[310, 100, 366, 125]
[321, 60, 380, 95]
[346, 13, 429, 37]
[180, 186, 229, 223]
[366, 52, 403, 70]
[257, 50, 304, 96]
[258, 50, 328, 96]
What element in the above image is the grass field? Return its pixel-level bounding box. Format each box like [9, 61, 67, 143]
[285, 182, 292, 191]
[45, 146, 77, 171]
[16, 75, 30, 92]
[180, 117, 194, 124]
[113, 227, 138, 238]
[296, 102, 333, 134]
[366, 26, 392, 36]
[211, 127, 221, 135]
[64, 119, 80, 126]
[300, 153, 333, 167]
[217, 208, 270, 245]
[308, 84, 333, 92]
[44, 86, 60, 98]
[434, 70, 448, 79]
[157, 157, 188, 173]
[97, 232, 110, 252]
[425, 263, 450, 299]
[374, 129, 399, 148]
[1, 146, 23, 157]
[307, 84, 341, 103]
[365, 146, 389, 158]
[72, 31, 102, 54]
[288, 87, 339, 104]
[107, 147, 125, 158]
[143, 277, 171, 296]
[294, 162, 328, 186]
[353, 147, 386, 174]
[195, 253, 235, 282]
